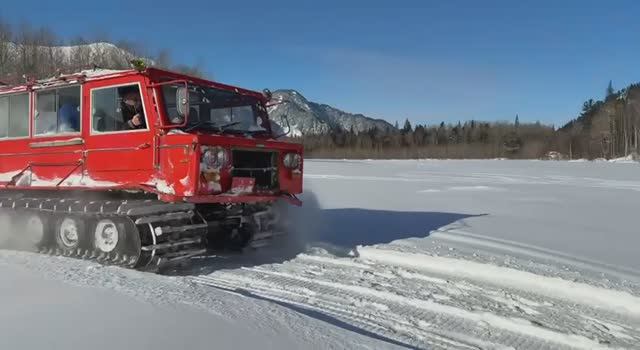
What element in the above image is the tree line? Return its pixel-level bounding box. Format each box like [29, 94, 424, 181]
[0, 18, 204, 84]
[295, 118, 557, 159]
[296, 81, 640, 160]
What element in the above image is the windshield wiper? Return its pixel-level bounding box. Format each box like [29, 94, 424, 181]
[184, 121, 240, 133]
[246, 129, 272, 136]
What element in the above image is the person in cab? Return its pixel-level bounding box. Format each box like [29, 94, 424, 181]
[121, 87, 146, 129]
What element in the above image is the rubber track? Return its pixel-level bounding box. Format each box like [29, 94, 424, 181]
[0, 197, 206, 271]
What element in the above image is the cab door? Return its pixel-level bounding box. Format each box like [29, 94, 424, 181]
[83, 79, 155, 184]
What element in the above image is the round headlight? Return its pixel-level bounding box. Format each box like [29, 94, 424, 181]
[283, 153, 301, 169]
[202, 147, 228, 169]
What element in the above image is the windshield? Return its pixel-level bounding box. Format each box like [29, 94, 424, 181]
[161, 84, 269, 134]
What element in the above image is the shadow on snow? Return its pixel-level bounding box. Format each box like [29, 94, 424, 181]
[313, 208, 477, 249]
[173, 200, 483, 348]
[175, 207, 481, 275]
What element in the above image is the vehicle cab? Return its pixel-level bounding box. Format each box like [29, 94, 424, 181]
[0, 68, 303, 205]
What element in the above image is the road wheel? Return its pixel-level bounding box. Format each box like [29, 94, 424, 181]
[55, 216, 87, 256]
[24, 212, 51, 248]
[94, 219, 121, 253]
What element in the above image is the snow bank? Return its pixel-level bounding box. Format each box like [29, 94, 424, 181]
[609, 154, 638, 163]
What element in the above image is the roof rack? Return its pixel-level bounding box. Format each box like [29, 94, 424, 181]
[31, 72, 88, 88]
[0, 68, 134, 93]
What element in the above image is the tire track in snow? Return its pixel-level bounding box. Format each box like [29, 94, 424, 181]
[193, 272, 506, 350]
[356, 246, 640, 318]
[192, 248, 640, 349]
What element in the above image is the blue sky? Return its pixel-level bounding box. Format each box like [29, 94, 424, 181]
[2, 0, 640, 126]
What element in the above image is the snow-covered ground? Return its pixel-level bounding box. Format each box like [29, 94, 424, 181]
[2, 159, 640, 349]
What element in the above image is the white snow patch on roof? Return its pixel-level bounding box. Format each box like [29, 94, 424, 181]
[80, 68, 131, 78]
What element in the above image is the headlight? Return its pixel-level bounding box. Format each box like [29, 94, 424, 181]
[202, 147, 228, 169]
[283, 153, 301, 169]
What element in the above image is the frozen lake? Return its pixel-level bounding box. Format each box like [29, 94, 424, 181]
[305, 159, 640, 271]
[1, 159, 639, 349]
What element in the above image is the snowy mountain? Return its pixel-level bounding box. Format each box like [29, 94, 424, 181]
[268, 89, 396, 136]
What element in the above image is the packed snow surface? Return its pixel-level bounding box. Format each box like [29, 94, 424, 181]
[2, 159, 640, 349]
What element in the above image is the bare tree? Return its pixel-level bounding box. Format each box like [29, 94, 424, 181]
[0, 18, 13, 77]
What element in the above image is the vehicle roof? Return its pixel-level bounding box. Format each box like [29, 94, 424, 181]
[0, 67, 266, 101]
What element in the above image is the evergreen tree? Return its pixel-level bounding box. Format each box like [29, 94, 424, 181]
[402, 118, 413, 133]
[606, 80, 615, 99]
[581, 99, 595, 116]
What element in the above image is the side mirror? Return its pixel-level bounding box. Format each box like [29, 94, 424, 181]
[273, 114, 292, 139]
[176, 86, 189, 117]
[262, 88, 273, 100]
[149, 79, 189, 129]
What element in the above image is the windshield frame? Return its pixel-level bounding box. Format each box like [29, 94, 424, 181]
[149, 70, 273, 136]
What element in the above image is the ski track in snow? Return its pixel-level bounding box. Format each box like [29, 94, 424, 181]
[3, 159, 640, 349]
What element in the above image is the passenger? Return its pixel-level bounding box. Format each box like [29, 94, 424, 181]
[120, 88, 146, 129]
[58, 103, 80, 132]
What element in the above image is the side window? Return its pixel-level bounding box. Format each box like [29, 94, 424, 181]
[0, 97, 7, 138]
[92, 84, 147, 133]
[0, 93, 29, 139]
[35, 86, 81, 135]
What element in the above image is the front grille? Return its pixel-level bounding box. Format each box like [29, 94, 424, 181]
[231, 150, 278, 190]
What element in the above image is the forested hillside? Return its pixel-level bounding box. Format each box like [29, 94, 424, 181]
[558, 81, 640, 159]
[0, 19, 202, 84]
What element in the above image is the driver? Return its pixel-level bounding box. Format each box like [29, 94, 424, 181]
[121, 88, 145, 129]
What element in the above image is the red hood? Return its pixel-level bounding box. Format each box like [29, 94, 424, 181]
[195, 134, 303, 153]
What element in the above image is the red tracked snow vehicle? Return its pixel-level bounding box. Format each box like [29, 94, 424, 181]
[0, 68, 303, 271]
